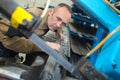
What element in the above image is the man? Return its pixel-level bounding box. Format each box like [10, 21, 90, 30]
[0, 3, 72, 65]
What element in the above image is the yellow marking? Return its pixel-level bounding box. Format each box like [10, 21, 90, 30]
[11, 6, 33, 28]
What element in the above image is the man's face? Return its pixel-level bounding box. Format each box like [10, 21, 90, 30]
[47, 7, 71, 31]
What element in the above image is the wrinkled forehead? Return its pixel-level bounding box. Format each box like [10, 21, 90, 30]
[54, 7, 71, 23]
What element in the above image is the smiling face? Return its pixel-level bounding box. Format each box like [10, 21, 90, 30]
[47, 6, 71, 31]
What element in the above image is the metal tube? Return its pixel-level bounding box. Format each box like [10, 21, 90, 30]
[86, 26, 120, 58]
[0, 0, 19, 19]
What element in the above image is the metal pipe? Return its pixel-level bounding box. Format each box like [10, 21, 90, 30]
[104, 0, 120, 14]
[40, 0, 51, 19]
[86, 26, 120, 58]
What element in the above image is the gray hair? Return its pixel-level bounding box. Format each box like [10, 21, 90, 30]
[56, 3, 72, 14]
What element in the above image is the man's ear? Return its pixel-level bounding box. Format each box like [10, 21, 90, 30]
[48, 8, 55, 15]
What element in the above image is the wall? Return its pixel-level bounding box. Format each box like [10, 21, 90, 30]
[17, 0, 73, 8]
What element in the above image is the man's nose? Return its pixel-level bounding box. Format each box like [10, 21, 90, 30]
[56, 21, 62, 28]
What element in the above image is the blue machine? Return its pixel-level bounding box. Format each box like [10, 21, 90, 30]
[71, 0, 120, 80]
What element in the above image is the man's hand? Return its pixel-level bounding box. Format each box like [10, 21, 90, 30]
[56, 32, 65, 40]
[46, 41, 61, 52]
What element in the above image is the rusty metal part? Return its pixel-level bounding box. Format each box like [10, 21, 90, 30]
[77, 57, 108, 80]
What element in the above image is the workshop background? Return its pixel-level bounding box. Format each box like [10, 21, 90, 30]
[17, 0, 73, 8]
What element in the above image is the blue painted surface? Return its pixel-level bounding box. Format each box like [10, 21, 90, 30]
[73, 0, 120, 31]
[95, 31, 120, 80]
[88, 26, 105, 64]
[72, 0, 120, 79]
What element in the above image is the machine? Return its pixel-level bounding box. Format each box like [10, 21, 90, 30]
[70, 0, 120, 80]
[0, 0, 120, 80]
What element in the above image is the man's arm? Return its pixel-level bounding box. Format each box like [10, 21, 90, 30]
[2, 36, 41, 53]
[0, 18, 41, 53]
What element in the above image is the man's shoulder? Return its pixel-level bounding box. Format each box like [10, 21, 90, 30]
[0, 18, 10, 26]
[26, 7, 43, 18]
[0, 18, 9, 34]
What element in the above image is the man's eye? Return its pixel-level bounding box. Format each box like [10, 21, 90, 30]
[56, 17, 66, 26]
[57, 17, 62, 21]
[62, 22, 66, 26]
